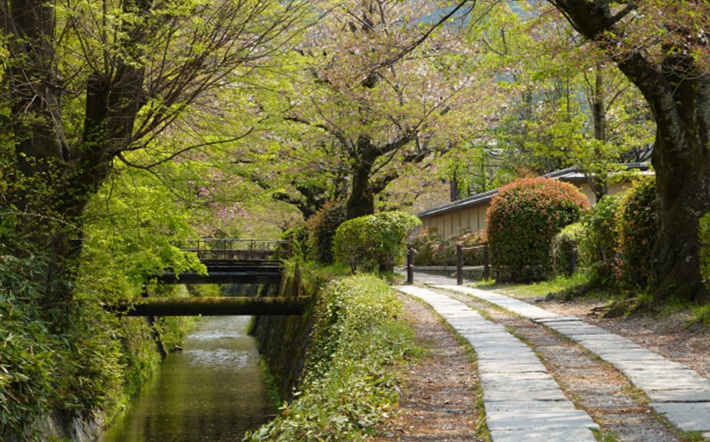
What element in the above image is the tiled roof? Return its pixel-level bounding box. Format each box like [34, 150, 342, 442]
[417, 163, 651, 218]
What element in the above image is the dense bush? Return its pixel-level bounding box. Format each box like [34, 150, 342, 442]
[333, 211, 421, 272]
[0, 221, 58, 439]
[306, 200, 348, 265]
[409, 228, 487, 266]
[246, 275, 415, 440]
[551, 222, 584, 277]
[616, 177, 658, 289]
[409, 228, 451, 266]
[578, 194, 622, 287]
[487, 177, 589, 282]
[701, 212, 710, 288]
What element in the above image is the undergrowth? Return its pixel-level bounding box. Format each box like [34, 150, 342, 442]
[473, 272, 591, 299]
[245, 274, 415, 440]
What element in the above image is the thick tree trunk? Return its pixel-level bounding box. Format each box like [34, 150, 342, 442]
[548, 0, 710, 302]
[648, 76, 710, 303]
[2, 0, 151, 308]
[347, 161, 376, 219]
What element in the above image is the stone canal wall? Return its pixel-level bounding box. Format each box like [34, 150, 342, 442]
[250, 266, 324, 400]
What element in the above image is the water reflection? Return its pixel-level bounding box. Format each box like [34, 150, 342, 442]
[104, 316, 274, 442]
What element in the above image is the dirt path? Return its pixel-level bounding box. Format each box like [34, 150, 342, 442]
[374, 295, 486, 441]
[377, 284, 705, 441]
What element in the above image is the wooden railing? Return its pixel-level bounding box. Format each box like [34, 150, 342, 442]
[405, 242, 490, 285]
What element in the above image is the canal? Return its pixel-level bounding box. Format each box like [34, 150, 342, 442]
[103, 316, 275, 442]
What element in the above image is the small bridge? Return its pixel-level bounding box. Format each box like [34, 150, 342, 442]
[157, 239, 290, 285]
[109, 238, 304, 317]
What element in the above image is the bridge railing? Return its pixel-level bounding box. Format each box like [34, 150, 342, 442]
[181, 238, 291, 262]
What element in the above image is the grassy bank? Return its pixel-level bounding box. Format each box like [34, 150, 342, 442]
[247, 274, 416, 440]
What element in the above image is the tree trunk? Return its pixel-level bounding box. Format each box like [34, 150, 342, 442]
[347, 161, 376, 219]
[648, 77, 710, 303]
[548, 0, 710, 302]
[589, 63, 608, 203]
[2, 0, 152, 308]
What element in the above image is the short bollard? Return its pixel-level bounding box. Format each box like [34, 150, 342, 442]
[406, 247, 414, 284]
[483, 246, 491, 281]
[456, 243, 463, 285]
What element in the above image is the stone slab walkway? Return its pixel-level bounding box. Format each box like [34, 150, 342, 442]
[396, 285, 599, 442]
[438, 284, 710, 440]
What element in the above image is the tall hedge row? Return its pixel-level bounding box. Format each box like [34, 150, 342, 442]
[487, 177, 590, 282]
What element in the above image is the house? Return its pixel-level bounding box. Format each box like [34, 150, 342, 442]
[415, 163, 651, 239]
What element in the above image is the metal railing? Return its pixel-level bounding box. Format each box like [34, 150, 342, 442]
[181, 238, 291, 262]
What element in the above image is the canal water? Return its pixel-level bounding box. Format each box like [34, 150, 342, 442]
[103, 316, 275, 442]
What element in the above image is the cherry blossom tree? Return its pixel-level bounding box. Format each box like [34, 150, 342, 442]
[274, 0, 499, 219]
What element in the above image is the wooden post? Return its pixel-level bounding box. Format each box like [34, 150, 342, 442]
[456, 243, 463, 285]
[406, 247, 414, 284]
[568, 247, 577, 274]
[483, 245, 491, 281]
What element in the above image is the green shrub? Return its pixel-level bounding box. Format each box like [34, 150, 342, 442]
[551, 222, 584, 277]
[306, 200, 348, 265]
[487, 177, 589, 282]
[617, 176, 658, 289]
[246, 275, 414, 440]
[410, 228, 487, 266]
[410, 228, 450, 266]
[333, 211, 421, 272]
[701, 212, 710, 288]
[578, 194, 622, 288]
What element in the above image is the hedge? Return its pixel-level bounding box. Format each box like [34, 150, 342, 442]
[487, 177, 589, 282]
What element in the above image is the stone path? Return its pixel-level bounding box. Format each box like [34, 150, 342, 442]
[396, 285, 599, 442]
[436, 284, 710, 440]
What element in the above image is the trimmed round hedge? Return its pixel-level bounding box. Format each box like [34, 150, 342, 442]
[487, 177, 590, 282]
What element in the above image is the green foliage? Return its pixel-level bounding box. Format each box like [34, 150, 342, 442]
[409, 228, 488, 266]
[79, 168, 204, 301]
[616, 177, 658, 289]
[700, 212, 710, 288]
[578, 194, 621, 287]
[487, 177, 589, 282]
[0, 216, 58, 439]
[333, 211, 421, 273]
[551, 222, 584, 277]
[76, 168, 204, 407]
[306, 200, 348, 265]
[246, 275, 415, 441]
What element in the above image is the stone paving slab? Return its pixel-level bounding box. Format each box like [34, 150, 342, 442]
[490, 427, 598, 442]
[651, 403, 710, 432]
[395, 285, 598, 441]
[483, 388, 570, 402]
[648, 390, 710, 403]
[438, 284, 710, 438]
[486, 409, 597, 431]
[477, 360, 550, 373]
